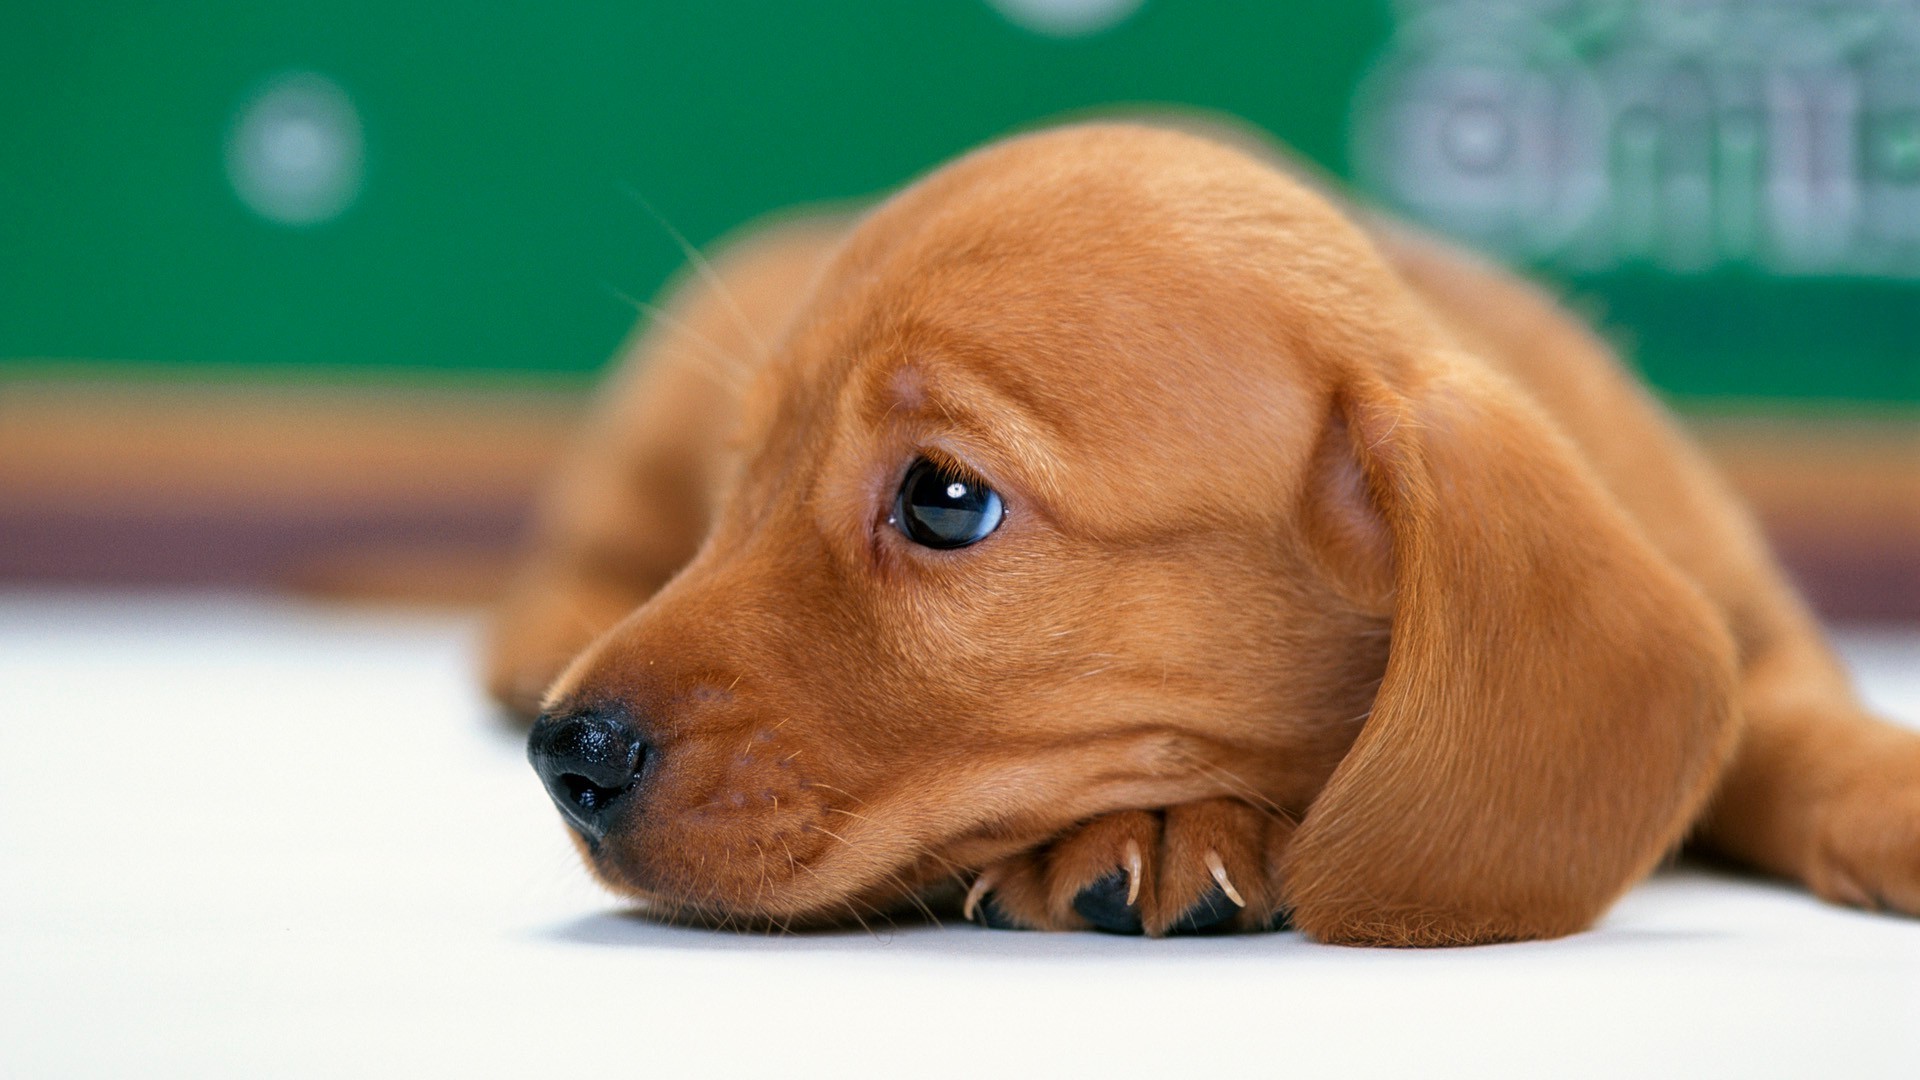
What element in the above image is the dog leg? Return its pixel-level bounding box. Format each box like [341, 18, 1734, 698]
[1697, 622, 1920, 914]
[483, 217, 846, 717]
[967, 799, 1295, 935]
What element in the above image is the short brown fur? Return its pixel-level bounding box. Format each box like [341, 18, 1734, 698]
[487, 123, 1920, 945]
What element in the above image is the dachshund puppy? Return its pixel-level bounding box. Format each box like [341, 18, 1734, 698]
[486, 123, 1920, 945]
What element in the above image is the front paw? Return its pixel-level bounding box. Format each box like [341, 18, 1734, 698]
[1806, 781, 1920, 916]
[966, 799, 1295, 936]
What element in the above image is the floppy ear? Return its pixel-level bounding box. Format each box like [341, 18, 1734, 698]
[1282, 359, 1740, 946]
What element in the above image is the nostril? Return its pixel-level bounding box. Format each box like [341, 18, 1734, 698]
[528, 707, 649, 839]
[559, 772, 629, 814]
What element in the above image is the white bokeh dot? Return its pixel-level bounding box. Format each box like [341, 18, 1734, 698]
[987, 0, 1144, 38]
[225, 71, 364, 227]
[1439, 101, 1515, 173]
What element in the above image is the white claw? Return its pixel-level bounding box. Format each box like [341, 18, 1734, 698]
[1204, 850, 1247, 908]
[963, 869, 1001, 923]
[1123, 839, 1144, 906]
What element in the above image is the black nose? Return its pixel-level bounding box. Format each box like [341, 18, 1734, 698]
[527, 708, 648, 841]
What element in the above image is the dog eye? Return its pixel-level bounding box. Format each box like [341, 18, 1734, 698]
[893, 458, 1004, 549]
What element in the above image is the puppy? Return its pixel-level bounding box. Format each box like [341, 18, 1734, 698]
[485, 123, 1920, 945]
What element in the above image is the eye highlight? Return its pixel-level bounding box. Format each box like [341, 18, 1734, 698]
[892, 457, 1004, 549]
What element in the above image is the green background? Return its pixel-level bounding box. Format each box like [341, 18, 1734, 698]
[3, 1, 1914, 408]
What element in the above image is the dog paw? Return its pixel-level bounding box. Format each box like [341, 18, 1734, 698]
[965, 799, 1296, 936]
[1806, 782, 1920, 916]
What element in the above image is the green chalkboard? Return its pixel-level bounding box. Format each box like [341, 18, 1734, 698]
[3, 1, 1914, 406]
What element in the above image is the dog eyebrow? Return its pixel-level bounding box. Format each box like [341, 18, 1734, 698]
[872, 358, 1068, 508]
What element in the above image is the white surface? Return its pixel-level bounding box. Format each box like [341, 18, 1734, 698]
[2, 592, 1917, 1079]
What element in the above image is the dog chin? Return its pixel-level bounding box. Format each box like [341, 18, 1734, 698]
[588, 875, 943, 933]
[576, 823, 983, 930]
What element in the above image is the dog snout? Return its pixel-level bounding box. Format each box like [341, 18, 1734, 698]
[527, 707, 649, 841]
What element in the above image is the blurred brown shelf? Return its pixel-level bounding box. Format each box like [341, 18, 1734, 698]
[3, 378, 1915, 617]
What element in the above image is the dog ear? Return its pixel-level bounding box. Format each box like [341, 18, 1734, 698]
[1282, 359, 1739, 945]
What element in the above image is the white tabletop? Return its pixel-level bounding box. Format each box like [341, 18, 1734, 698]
[2, 592, 1916, 1079]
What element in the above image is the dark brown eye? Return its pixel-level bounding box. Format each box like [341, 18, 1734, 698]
[893, 458, 1004, 549]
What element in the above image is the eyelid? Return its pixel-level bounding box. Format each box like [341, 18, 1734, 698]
[910, 444, 995, 492]
[905, 434, 1053, 536]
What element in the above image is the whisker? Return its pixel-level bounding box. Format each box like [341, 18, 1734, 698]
[821, 812, 958, 897]
[600, 283, 738, 367]
[751, 839, 773, 932]
[810, 823, 931, 930]
[897, 883, 941, 927]
[1172, 747, 1301, 828]
[603, 284, 751, 391]
[806, 781, 867, 806]
[813, 824, 857, 850]
[841, 898, 878, 940]
[619, 184, 772, 362]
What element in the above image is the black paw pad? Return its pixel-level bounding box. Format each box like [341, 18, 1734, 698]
[1169, 882, 1239, 936]
[974, 895, 1026, 931]
[1072, 869, 1144, 935]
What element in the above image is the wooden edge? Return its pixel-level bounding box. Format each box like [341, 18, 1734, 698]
[2, 379, 1915, 615]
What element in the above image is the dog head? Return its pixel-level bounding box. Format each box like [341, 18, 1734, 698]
[531, 124, 1735, 941]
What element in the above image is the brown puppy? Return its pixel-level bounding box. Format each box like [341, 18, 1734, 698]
[486, 123, 1920, 945]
